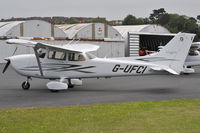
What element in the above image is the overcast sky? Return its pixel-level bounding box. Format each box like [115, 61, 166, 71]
[0, 0, 200, 20]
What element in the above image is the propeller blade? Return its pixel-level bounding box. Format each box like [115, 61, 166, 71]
[2, 59, 10, 73]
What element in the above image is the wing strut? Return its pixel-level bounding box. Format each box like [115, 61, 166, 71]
[33, 48, 44, 76]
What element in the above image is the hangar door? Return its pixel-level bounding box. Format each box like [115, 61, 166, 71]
[128, 33, 140, 56]
[128, 33, 174, 57]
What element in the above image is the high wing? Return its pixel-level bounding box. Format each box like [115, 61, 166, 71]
[6, 39, 99, 77]
[6, 39, 100, 53]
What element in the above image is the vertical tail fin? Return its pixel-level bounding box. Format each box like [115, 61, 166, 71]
[150, 32, 195, 74]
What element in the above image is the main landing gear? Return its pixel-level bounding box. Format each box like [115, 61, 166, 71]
[68, 79, 74, 88]
[22, 77, 31, 90]
[21, 77, 75, 92]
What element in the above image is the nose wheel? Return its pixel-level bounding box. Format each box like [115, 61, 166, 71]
[22, 77, 31, 90]
[22, 81, 30, 90]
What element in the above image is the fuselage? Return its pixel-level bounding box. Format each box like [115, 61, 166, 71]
[8, 54, 160, 79]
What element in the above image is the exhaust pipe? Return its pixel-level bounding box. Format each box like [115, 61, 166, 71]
[2, 59, 10, 74]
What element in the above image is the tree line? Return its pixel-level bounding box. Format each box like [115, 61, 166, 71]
[0, 16, 107, 25]
[122, 8, 200, 41]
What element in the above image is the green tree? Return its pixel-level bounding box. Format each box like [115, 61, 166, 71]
[143, 18, 150, 24]
[163, 14, 186, 33]
[189, 17, 197, 22]
[149, 8, 166, 22]
[91, 17, 108, 24]
[162, 14, 200, 41]
[184, 19, 199, 33]
[184, 19, 200, 41]
[197, 15, 200, 21]
[157, 14, 170, 25]
[122, 15, 144, 25]
[67, 20, 78, 24]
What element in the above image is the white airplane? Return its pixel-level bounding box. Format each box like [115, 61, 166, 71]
[2, 32, 195, 92]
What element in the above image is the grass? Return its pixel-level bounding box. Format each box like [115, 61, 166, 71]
[0, 99, 200, 133]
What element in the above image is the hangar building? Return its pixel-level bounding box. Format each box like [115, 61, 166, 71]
[114, 25, 175, 56]
[0, 20, 66, 38]
[56, 23, 122, 40]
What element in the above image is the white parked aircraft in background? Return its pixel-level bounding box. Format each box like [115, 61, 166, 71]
[2, 32, 195, 92]
[185, 42, 200, 67]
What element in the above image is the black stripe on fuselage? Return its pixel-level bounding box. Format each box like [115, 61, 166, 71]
[20, 63, 96, 73]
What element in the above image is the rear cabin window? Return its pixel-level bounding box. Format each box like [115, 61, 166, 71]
[48, 50, 66, 60]
[68, 53, 85, 61]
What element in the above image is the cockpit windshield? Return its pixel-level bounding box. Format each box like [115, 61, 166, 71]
[37, 48, 46, 58]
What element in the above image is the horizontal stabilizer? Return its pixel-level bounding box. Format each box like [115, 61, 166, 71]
[151, 66, 179, 75]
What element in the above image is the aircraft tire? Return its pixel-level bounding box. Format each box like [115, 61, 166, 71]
[22, 81, 30, 90]
[68, 84, 74, 88]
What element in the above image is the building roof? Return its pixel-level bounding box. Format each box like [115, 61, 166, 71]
[56, 23, 90, 39]
[56, 23, 123, 40]
[0, 20, 66, 38]
[0, 21, 24, 36]
[113, 25, 170, 38]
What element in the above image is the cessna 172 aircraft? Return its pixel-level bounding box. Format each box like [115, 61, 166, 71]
[2, 32, 195, 92]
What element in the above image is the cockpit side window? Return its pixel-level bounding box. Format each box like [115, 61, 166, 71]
[48, 50, 66, 60]
[68, 53, 85, 61]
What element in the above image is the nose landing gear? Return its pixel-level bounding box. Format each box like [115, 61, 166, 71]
[22, 77, 31, 90]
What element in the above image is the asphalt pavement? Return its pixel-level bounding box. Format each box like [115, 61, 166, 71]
[1, 64, 200, 108]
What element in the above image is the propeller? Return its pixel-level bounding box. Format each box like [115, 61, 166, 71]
[2, 59, 10, 74]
